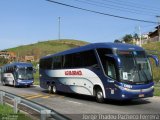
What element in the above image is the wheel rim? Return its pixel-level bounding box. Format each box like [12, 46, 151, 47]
[48, 86, 52, 93]
[96, 89, 104, 103]
[48, 86, 51, 90]
[97, 91, 103, 99]
[52, 85, 56, 93]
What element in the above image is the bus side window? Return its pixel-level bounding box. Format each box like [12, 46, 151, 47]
[106, 59, 116, 80]
[53, 56, 62, 69]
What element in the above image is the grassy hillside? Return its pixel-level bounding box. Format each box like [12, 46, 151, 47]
[143, 42, 160, 83]
[6, 40, 160, 84]
[7, 39, 88, 60]
[6, 39, 88, 85]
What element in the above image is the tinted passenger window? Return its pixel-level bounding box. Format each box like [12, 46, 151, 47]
[72, 53, 82, 68]
[63, 54, 73, 68]
[83, 50, 97, 67]
[63, 50, 97, 68]
[40, 58, 53, 69]
[53, 56, 62, 69]
[40, 50, 98, 70]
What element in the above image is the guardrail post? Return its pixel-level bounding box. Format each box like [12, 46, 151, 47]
[0, 91, 5, 105]
[40, 109, 51, 120]
[14, 97, 21, 113]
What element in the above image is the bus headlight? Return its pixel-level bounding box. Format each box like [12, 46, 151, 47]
[122, 94, 125, 98]
[18, 80, 22, 82]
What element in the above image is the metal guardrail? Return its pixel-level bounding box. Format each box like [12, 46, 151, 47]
[0, 90, 69, 120]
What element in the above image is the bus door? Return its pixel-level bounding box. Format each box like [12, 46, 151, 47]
[104, 56, 118, 98]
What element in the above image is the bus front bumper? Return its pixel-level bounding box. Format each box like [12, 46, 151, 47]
[107, 83, 154, 100]
[118, 86, 154, 100]
[16, 79, 34, 86]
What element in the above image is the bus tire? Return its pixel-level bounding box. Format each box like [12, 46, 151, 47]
[13, 81, 16, 87]
[52, 84, 57, 94]
[95, 88, 104, 103]
[48, 85, 53, 94]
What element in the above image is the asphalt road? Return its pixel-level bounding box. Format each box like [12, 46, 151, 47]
[0, 84, 160, 120]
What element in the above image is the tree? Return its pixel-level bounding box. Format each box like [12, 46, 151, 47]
[122, 34, 133, 43]
[133, 33, 139, 40]
[114, 39, 121, 43]
[0, 57, 8, 66]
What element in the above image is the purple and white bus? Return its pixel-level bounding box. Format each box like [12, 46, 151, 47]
[39, 43, 159, 102]
[1, 62, 34, 87]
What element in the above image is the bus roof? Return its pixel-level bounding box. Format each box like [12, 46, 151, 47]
[41, 42, 144, 59]
[3, 62, 33, 68]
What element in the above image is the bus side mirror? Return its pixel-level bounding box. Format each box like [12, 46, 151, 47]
[147, 55, 159, 67]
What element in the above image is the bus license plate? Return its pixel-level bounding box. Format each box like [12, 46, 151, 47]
[139, 94, 144, 98]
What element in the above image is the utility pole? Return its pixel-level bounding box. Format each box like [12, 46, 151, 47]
[156, 16, 160, 42]
[17, 51, 19, 62]
[139, 26, 142, 47]
[58, 17, 61, 40]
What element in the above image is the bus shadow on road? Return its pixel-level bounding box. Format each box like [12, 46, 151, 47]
[42, 90, 96, 102]
[41, 90, 151, 106]
[1, 84, 31, 88]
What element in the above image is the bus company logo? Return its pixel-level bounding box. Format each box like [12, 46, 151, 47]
[65, 70, 82, 76]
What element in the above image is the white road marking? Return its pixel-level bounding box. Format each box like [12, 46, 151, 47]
[67, 100, 82, 105]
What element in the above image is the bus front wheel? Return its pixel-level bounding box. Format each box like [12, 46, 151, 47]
[95, 88, 104, 103]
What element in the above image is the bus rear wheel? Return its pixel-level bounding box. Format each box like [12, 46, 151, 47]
[48, 85, 53, 94]
[95, 88, 104, 103]
[52, 84, 57, 94]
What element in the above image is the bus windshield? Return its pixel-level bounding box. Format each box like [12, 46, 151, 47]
[17, 67, 33, 80]
[118, 51, 152, 84]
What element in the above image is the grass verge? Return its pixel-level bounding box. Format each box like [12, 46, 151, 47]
[154, 84, 160, 96]
[33, 71, 39, 85]
[0, 104, 33, 120]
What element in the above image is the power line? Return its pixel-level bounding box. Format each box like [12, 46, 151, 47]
[73, 0, 157, 16]
[89, 0, 159, 15]
[101, 0, 160, 13]
[45, 0, 157, 24]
